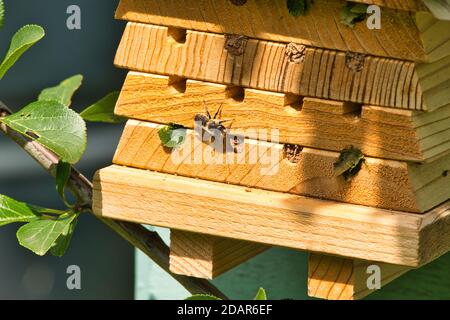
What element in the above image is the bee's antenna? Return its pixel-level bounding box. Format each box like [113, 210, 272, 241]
[203, 101, 212, 119]
[213, 103, 224, 119]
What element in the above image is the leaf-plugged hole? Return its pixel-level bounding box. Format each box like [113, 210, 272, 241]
[334, 146, 365, 181]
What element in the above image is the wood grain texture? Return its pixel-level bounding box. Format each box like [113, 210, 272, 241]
[308, 253, 410, 300]
[114, 22, 450, 111]
[92, 165, 450, 267]
[170, 230, 268, 279]
[113, 120, 450, 213]
[114, 0, 435, 62]
[115, 71, 450, 162]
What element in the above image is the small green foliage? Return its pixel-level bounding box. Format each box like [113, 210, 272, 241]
[0, 0, 5, 29]
[254, 287, 267, 300]
[186, 288, 268, 300]
[1, 100, 87, 164]
[50, 217, 77, 257]
[158, 123, 187, 148]
[17, 212, 77, 256]
[340, 2, 368, 28]
[56, 161, 72, 206]
[185, 294, 222, 301]
[333, 146, 365, 181]
[80, 91, 125, 124]
[0, 194, 77, 256]
[0, 24, 45, 79]
[0, 194, 40, 227]
[287, 0, 311, 17]
[38, 75, 83, 107]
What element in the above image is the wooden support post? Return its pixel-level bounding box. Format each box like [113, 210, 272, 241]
[308, 253, 411, 300]
[170, 230, 268, 279]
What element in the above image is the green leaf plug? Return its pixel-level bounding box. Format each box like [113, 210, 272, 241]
[158, 123, 187, 148]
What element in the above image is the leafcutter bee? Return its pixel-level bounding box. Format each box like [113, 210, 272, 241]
[194, 103, 232, 142]
[194, 103, 242, 153]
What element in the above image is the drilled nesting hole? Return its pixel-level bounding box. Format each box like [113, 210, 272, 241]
[167, 27, 187, 44]
[345, 102, 363, 118]
[284, 94, 303, 111]
[168, 76, 187, 94]
[225, 86, 245, 102]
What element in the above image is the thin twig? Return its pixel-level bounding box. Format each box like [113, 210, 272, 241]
[0, 101, 227, 300]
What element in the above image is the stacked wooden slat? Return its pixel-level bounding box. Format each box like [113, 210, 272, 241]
[93, 0, 450, 300]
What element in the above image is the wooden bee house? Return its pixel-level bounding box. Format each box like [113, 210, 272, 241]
[93, 0, 450, 300]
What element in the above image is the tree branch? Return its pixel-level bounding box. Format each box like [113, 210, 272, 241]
[0, 101, 228, 300]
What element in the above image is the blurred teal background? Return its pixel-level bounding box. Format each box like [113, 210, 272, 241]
[0, 0, 132, 299]
[1, 0, 450, 301]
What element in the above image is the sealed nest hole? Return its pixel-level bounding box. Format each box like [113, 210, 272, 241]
[283, 144, 303, 163]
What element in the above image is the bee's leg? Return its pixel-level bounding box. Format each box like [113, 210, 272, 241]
[219, 119, 234, 130]
[213, 103, 224, 119]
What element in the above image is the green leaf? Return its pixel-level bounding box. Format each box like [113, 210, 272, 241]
[38, 75, 83, 107]
[158, 123, 187, 148]
[340, 3, 368, 28]
[0, 0, 5, 29]
[1, 100, 87, 164]
[287, 0, 310, 17]
[254, 288, 267, 300]
[56, 161, 72, 206]
[185, 295, 222, 301]
[17, 213, 77, 256]
[0, 194, 40, 227]
[333, 146, 365, 181]
[0, 24, 45, 79]
[50, 218, 77, 257]
[80, 91, 125, 124]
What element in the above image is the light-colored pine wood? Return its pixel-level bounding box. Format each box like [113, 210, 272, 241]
[114, 0, 439, 62]
[170, 230, 268, 279]
[308, 253, 410, 300]
[114, 22, 450, 111]
[92, 165, 450, 267]
[113, 120, 450, 213]
[115, 71, 450, 162]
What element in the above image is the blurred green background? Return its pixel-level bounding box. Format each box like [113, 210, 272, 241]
[1, 0, 449, 300]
